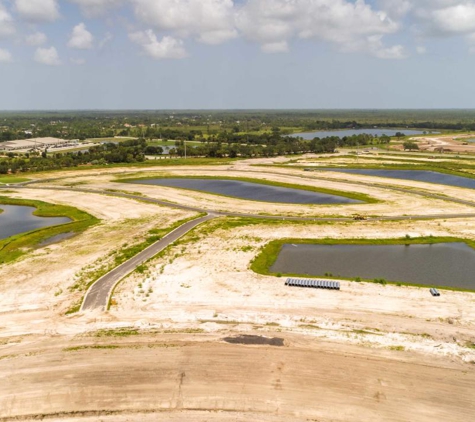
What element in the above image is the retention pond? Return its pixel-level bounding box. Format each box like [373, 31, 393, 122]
[271, 243, 475, 289]
[128, 178, 362, 204]
[0, 205, 71, 240]
[324, 169, 475, 190]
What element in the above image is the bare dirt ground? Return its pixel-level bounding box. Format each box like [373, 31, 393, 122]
[403, 133, 475, 154]
[1, 158, 475, 421]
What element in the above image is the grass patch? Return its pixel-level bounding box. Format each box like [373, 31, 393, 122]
[64, 345, 120, 351]
[90, 328, 140, 337]
[250, 236, 475, 292]
[118, 175, 377, 204]
[0, 176, 30, 184]
[0, 196, 99, 265]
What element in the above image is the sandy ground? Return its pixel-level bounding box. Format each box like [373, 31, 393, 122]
[1, 159, 475, 421]
[404, 133, 475, 153]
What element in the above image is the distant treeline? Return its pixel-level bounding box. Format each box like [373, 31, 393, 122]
[1, 133, 393, 174]
[1, 109, 475, 143]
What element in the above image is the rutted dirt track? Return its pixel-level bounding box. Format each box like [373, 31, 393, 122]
[1, 333, 474, 422]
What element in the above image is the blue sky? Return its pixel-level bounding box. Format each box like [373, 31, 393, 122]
[1, 0, 475, 110]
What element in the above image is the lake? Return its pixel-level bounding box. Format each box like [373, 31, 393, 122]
[271, 243, 475, 289]
[291, 128, 431, 140]
[128, 178, 362, 204]
[0, 205, 71, 240]
[323, 169, 475, 190]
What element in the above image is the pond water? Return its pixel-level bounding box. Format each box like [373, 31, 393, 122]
[271, 243, 475, 289]
[0, 205, 71, 240]
[128, 178, 362, 204]
[291, 128, 431, 140]
[323, 169, 475, 190]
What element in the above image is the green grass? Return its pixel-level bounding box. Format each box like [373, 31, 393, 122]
[64, 345, 120, 351]
[0, 196, 99, 264]
[250, 236, 475, 292]
[0, 176, 30, 184]
[90, 328, 140, 337]
[119, 175, 377, 204]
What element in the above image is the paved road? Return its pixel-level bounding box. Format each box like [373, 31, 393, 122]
[81, 214, 215, 311]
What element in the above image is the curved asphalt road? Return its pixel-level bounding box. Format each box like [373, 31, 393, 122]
[81, 214, 215, 311]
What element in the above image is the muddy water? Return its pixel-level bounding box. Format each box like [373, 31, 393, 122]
[0, 205, 71, 240]
[129, 178, 362, 204]
[323, 169, 475, 190]
[271, 243, 475, 289]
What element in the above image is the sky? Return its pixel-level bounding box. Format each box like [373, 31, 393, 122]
[1, 0, 475, 110]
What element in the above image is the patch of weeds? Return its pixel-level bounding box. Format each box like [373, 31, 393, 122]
[352, 329, 382, 336]
[200, 319, 240, 325]
[54, 288, 63, 297]
[64, 345, 120, 352]
[374, 278, 387, 285]
[299, 324, 321, 330]
[65, 300, 82, 315]
[389, 345, 405, 351]
[136, 264, 147, 274]
[265, 322, 280, 327]
[91, 328, 140, 337]
[163, 328, 204, 334]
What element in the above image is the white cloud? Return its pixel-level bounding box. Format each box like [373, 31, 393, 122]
[377, 0, 412, 19]
[404, 0, 475, 53]
[34, 46, 61, 65]
[0, 48, 12, 63]
[431, 4, 475, 34]
[236, 0, 402, 59]
[68, 0, 124, 18]
[68, 23, 94, 49]
[15, 0, 60, 23]
[132, 0, 238, 44]
[26, 31, 47, 46]
[0, 3, 15, 39]
[129, 30, 187, 59]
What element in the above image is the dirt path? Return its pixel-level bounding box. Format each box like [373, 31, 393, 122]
[0, 332, 473, 422]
